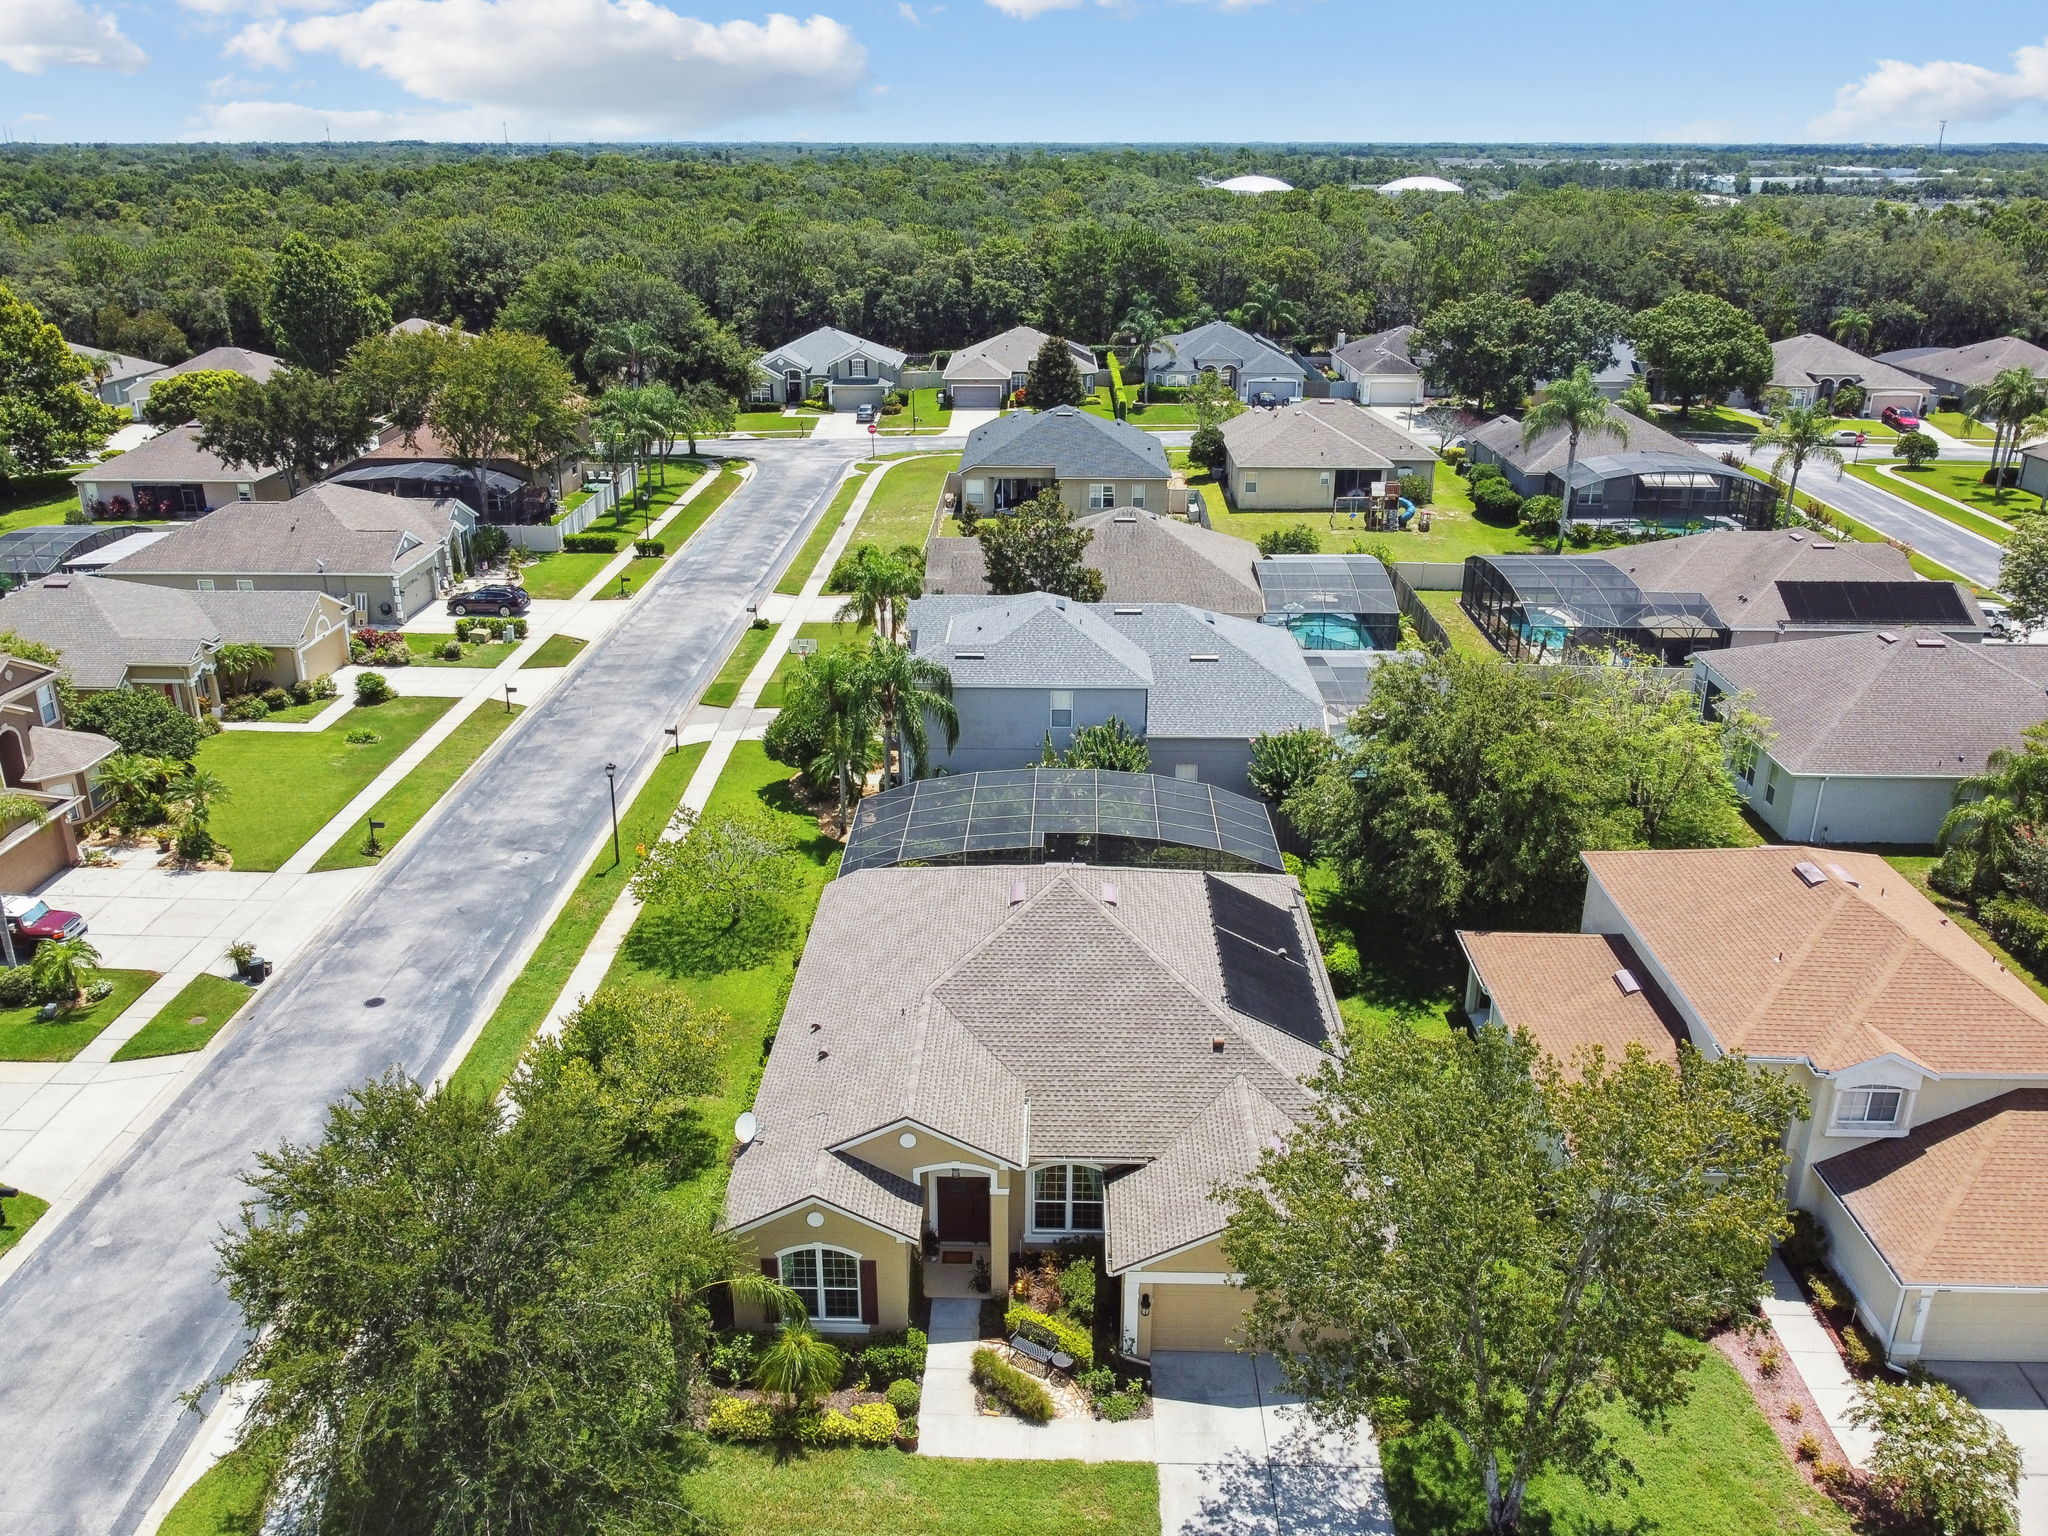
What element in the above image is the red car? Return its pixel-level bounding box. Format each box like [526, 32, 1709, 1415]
[1881, 406, 1922, 430]
[2, 896, 87, 946]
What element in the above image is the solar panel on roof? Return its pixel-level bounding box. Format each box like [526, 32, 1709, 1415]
[1776, 580, 1971, 627]
[1205, 874, 1309, 965]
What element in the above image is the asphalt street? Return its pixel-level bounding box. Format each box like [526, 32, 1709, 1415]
[0, 436, 895, 1535]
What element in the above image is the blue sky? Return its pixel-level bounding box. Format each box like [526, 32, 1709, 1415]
[4, 0, 2048, 146]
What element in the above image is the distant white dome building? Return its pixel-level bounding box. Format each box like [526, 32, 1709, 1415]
[1212, 174, 1294, 195]
[1377, 175, 1463, 194]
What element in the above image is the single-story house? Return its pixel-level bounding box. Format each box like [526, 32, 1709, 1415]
[1330, 325, 1426, 405]
[1461, 845, 2048, 1363]
[390, 317, 456, 336]
[924, 507, 1264, 618]
[329, 421, 573, 523]
[66, 342, 163, 411]
[2023, 444, 2048, 502]
[952, 406, 1170, 519]
[1878, 336, 2048, 401]
[943, 327, 1098, 412]
[126, 345, 286, 421]
[907, 592, 1327, 794]
[1467, 405, 1777, 529]
[1693, 629, 2048, 845]
[96, 483, 475, 626]
[1147, 321, 1308, 405]
[1740, 334, 1932, 417]
[752, 327, 906, 412]
[0, 575, 350, 717]
[1218, 400, 1437, 510]
[723, 858, 1338, 1357]
[72, 425, 293, 520]
[0, 653, 119, 893]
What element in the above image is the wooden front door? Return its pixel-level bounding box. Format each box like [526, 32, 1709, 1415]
[934, 1176, 990, 1244]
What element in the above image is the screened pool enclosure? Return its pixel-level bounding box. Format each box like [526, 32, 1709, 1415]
[1460, 554, 1727, 664]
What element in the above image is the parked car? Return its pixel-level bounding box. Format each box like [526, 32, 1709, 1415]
[855, 403, 877, 424]
[1828, 429, 1867, 446]
[1881, 406, 1921, 430]
[2, 895, 86, 945]
[448, 585, 531, 618]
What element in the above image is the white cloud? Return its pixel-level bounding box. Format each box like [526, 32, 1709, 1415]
[896, 1, 922, 21]
[0, 0, 146, 73]
[19, 112, 52, 122]
[1813, 38, 2048, 136]
[193, 0, 868, 138]
[175, 0, 347, 17]
[985, 0, 1088, 14]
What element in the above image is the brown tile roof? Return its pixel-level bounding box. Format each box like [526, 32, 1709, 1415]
[1816, 1089, 2048, 1286]
[1585, 846, 2048, 1074]
[1458, 931, 1692, 1068]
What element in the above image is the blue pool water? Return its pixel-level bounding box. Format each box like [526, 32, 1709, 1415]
[1284, 613, 1374, 651]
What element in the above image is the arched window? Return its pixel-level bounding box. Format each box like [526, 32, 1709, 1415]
[1030, 1165, 1105, 1234]
[780, 1245, 862, 1323]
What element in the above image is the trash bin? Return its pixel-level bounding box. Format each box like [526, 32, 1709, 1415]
[250, 957, 272, 982]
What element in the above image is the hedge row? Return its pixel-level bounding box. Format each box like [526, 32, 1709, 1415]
[1004, 1302, 1094, 1370]
[704, 1397, 900, 1445]
[562, 533, 620, 553]
[971, 1346, 1054, 1423]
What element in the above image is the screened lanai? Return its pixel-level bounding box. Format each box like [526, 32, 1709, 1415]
[1460, 554, 1728, 664]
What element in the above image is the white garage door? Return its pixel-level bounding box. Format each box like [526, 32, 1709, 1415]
[1919, 1291, 2048, 1362]
[951, 383, 1004, 411]
[1368, 377, 1423, 405]
[1148, 1283, 1251, 1353]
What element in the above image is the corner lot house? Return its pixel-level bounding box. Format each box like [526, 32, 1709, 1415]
[1694, 629, 2048, 845]
[0, 575, 350, 717]
[1744, 334, 1932, 417]
[908, 592, 1326, 793]
[0, 654, 118, 893]
[97, 483, 475, 626]
[73, 425, 292, 520]
[752, 327, 905, 412]
[1468, 404, 1776, 529]
[924, 507, 1264, 618]
[943, 326, 1098, 411]
[724, 855, 1338, 1357]
[1219, 401, 1437, 510]
[1461, 845, 2048, 1363]
[1146, 321, 1308, 404]
[1329, 325, 1426, 405]
[1880, 336, 2048, 400]
[951, 405, 1170, 518]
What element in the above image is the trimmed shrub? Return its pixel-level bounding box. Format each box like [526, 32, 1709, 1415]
[309, 672, 338, 699]
[1397, 471, 1433, 507]
[708, 1331, 765, 1387]
[1982, 895, 2048, 971]
[438, 640, 464, 661]
[1323, 940, 1362, 996]
[345, 728, 382, 745]
[1189, 424, 1226, 474]
[1518, 494, 1562, 534]
[512, 619, 529, 638]
[354, 672, 394, 706]
[1841, 1325, 1875, 1372]
[1807, 1276, 1842, 1316]
[1058, 1259, 1097, 1325]
[1781, 1207, 1831, 1272]
[1005, 1303, 1094, 1370]
[704, 1396, 776, 1442]
[850, 1328, 927, 1388]
[1471, 476, 1524, 523]
[972, 1347, 1054, 1424]
[633, 539, 665, 557]
[0, 967, 34, 1007]
[562, 533, 620, 554]
[260, 687, 291, 710]
[884, 1379, 921, 1416]
[1257, 524, 1322, 556]
[224, 695, 268, 722]
[793, 1403, 898, 1447]
[1795, 1431, 1823, 1462]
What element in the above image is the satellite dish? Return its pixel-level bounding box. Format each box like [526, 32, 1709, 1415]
[734, 1111, 759, 1146]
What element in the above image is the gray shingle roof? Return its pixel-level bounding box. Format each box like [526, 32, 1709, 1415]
[1893, 335, 2048, 389]
[724, 865, 1334, 1239]
[909, 593, 1327, 738]
[1470, 402, 1699, 476]
[1106, 1077, 1296, 1272]
[1220, 400, 1436, 471]
[958, 405, 1169, 482]
[944, 326, 1093, 384]
[0, 576, 331, 691]
[922, 509, 1264, 616]
[66, 342, 160, 385]
[757, 326, 906, 374]
[102, 484, 460, 580]
[1768, 333, 1928, 394]
[21, 726, 117, 785]
[1149, 321, 1307, 382]
[73, 424, 281, 486]
[1702, 629, 2048, 775]
[1602, 529, 1985, 636]
[150, 346, 285, 384]
[1331, 324, 1424, 377]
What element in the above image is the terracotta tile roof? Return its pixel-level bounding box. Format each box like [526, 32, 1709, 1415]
[1458, 931, 1692, 1068]
[1585, 846, 2048, 1074]
[1816, 1089, 2048, 1286]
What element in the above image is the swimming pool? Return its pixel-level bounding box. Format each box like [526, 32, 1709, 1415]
[1283, 613, 1374, 651]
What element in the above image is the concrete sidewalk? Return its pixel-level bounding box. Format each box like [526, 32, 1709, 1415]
[1759, 1255, 1876, 1468]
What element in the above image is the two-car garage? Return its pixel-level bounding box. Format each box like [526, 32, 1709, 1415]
[949, 382, 1007, 411]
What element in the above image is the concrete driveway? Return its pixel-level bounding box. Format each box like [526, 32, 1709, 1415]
[1924, 1361, 2048, 1535]
[1153, 1352, 1390, 1536]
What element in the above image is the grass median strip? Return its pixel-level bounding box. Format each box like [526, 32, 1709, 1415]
[446, 742, 709, 1097]
[519, 634, 587, 669]
[701, 625, 774, 708]
[774, 467, 870, 595]
[1843, 464, 2013, 544]
[111, 973, 256, 1061]
[0, 969, 159, 1062]
[311, 703, 525, 873]
[853, 454, 955, 548]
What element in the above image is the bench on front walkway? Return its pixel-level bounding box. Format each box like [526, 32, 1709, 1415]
[1007, 1332, 1074, 1378]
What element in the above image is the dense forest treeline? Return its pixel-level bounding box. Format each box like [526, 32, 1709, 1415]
[2, 145, 2044, 392]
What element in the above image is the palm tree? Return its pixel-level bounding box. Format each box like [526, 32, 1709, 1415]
[1940, 725, 2048, 894]
[798, 650, 881, 823]
[170, 767, 232, 827]
[97, 753, 170, 832]
[860, 638, 958, 786]
[1829, 309, 1874, 350]
[753, 1323, 844, 1411]
[29, 935, 101, 1009]
[1978, 366, 2048, 495]
[592, 387, 656, 496]
[1236, 282, 1302, 345]
[585, 320, 679, 389]
[1750, 403, 1845, 528]
[1118, 305, 1167, 405]
[834, 545, 923, 641]
[1520, 366, 1628, 551]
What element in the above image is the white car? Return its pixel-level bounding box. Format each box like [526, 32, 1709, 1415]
[1828, 429, 1867, 446]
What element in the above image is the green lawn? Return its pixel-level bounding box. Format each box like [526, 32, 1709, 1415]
[1173, 458, 1509, 562]
[1417, 590, 1495, 659]
[775, 469, 872, 595]
[310, 702, 523, 872]
[598, 555, 664, 599]
[1842, 463, 2015, 544]
[732, 411, 817, 436]
[0, 968, 159, 1061]
[111, 972, 254, 1061]
[248, 697, 332, 724]
[583, 462, 707, 538]
[0, 470, 86, 534]
[1651, 405, 1761, 437]
[679, 1447, 1158, 1536]
[0, 1188, 49, 1258]
[878, 387, 950, 434]
[156, 1448, 273, 1536]
[1893, 460, 2045, 522]
[758, 621, 866, 709]
[701, 625, 775, 708]
[447, 743, 708, 1096]
[1296, 861, 1462, 1045]
[1385, 1341, 1852, 1536]
[519, 634, 587, 669]
[195, 698, 455, 870]
[1081, 385, 1198, 429]
[403, 632, 520, 669]
[854, 455, 956, 549]
[515, 550, 615, 600]
[1930, 409, 1990, 442]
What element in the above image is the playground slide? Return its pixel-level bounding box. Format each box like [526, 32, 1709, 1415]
[1397, 498, 1416, 528]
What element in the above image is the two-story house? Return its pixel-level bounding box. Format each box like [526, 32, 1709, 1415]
[752, 327, 906, 413]
[1460, 845, 2048, 1364]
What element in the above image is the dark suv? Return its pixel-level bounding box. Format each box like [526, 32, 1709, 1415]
[448, 585, 531, 617]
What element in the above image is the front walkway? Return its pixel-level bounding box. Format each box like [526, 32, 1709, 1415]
[919, 1300, 1389, 1533]
[1759, 1255, 1876, 1467]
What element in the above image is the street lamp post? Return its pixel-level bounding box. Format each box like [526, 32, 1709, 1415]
[605, 761, 620, 867]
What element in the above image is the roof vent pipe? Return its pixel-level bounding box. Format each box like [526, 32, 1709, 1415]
[1009, 879, 1027, 906]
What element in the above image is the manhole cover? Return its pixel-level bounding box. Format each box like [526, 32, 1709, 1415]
[365, 997, 386, 1008]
